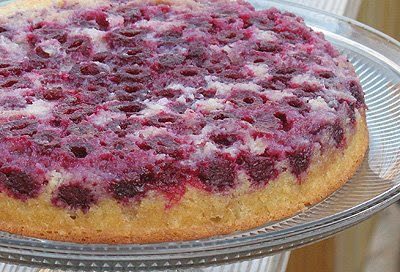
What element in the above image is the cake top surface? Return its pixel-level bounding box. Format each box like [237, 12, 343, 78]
[0, 0, 365, 210]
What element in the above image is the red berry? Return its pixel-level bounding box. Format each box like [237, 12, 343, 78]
[53, 183, 96, 211]
[198, 157, 236, 192]
[0, 169, 43, 200]
[240, 154, 278, 185]
[288, 148, 311, 176]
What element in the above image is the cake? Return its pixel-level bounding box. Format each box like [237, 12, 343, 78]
[0, 0, 368, 243]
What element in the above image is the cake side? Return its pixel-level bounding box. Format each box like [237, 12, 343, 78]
[0, 111, 367, 243]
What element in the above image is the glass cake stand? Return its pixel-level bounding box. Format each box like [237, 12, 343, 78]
[0, 0, 400, 271]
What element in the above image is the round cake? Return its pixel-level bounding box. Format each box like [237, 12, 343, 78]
[0, 0, 368, 243]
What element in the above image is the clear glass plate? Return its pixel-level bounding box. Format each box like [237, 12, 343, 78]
[0, 0, 399, 271]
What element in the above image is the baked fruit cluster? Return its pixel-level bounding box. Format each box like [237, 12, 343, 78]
[0, 0, 367, 243]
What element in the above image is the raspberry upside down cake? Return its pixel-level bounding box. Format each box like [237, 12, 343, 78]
[0, 0, 368, 243]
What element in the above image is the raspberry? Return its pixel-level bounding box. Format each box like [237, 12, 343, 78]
[106, 28, 147, 49]
[248, 16, 275, 30]
[274, 112, 292, 132]
[254, 42, 281, 53]
[154, 88, 182, 99]
[118, 5, 142, 24]
[42, 87, 64, 101]
[0, 63, 22, 77]
[186, 42, 208, 63]
[53, 104, 96, 123]
[146, 134, 184, 159]
[0, 119, 37, 137]
[53, 183, 96, 211]
[91, 51, 113, 63]
[202, 50, 230, 72]
[229, 90, 264, 107]
[210, 133, 237, 146]
[82, 10, 109, 30]
[117, 65, 151, 84]
[79, 63, 102, 75]
[35, 46, 50, 58]
[113, 102, 144, 115]
[118, 48, 151, 66]
[198, 157, 236, 192]
[279, 31, 309, 44]
[108, 178, 146, 201]
[313, 122, 344, 148]
[240, 154, 277, 185]
[69, 145, 88, 158]
[216, 30, 244, 44]
[65, 36, 92, 57]
[288, 148, 312, 176]
[347, 80, 365, 106]
[29, 23, 67, 45]
[157, 54, 185, 71]
[317, 70, 335, 79]
[152, 161, 187, 189]
[286, 97, 305, 109]
[0, 169, 42, 200]
[33, 131, 61, 151]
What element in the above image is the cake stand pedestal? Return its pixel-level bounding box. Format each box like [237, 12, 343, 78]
[0, 252, 290, 272]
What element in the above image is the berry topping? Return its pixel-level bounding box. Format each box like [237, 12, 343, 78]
[0, 0, 365, 208]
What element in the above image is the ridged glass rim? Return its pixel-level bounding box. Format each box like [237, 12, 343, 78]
[0, 0, 399, 269]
